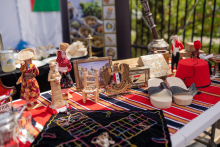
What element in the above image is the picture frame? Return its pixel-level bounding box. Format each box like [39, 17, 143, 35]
[103, 0, 115, 5]
[129, 67, 150, 88]
[103, 6, 116, 19]
[73, 57, 112, 92]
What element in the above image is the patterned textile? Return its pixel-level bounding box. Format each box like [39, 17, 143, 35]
[59, 72, 73, 89]
[20, 63, 40, 101]
[32, 110, 171, 147]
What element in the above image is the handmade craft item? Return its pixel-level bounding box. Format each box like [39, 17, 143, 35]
[191, 40, 213, 75]
[102, 63, 132, 97]
[82, 69, 99, 103]
[148, 78, 172, 109]
[0, 79, 16, 112]
[138, 54, 172, 78]
[32, 110, 172, 147]
[73, 57, 112, 92]
[16, 48, 41, 110]
[170, 35, 184, 71]
[166, 77, 197, 106]
[56, 43, 73, 99]
[140, 0, 169, 53]
[154, 50, 169, 65]
[47, 62, 69, 114]
[130, 67, 150, 88]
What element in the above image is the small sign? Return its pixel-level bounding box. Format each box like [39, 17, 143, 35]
[0, 103, 11, 113]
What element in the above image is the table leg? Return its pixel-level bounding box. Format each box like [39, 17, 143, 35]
[194, 122, 217, 147]
[210, 122, 217, 147]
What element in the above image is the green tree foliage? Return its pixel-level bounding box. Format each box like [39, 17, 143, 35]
[130, 0, 220, 56]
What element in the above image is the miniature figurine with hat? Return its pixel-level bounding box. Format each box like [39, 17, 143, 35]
[191, 40, 213, 75]
[16, 48, 41, 110]
[170, 35, 184, 72]
[47, 61, 71, 114]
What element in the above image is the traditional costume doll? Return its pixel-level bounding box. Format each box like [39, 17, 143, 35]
[56, 43, 73, 97]
[48, 62, 65, 110]
[191, 40, 213, 75]
[17, 48, 40, 107]
[171, 35, 184, 71]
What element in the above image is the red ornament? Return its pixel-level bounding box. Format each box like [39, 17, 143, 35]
[194, 40, 201, 50]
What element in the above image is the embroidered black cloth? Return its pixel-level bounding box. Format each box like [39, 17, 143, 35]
[32, 110, 172, 147]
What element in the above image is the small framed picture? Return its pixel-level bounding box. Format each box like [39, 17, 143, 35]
[105, 47, 117, 59]
[103, 6, 115, 19]
[129, 67, 150, 88]
[73, 57, 112, 91]
[105, 34, 117, 46]
[103, 0, 115, 5]
[104, 20, 116, 33]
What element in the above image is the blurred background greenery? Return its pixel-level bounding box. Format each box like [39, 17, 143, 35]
[129, 0, 220, 57]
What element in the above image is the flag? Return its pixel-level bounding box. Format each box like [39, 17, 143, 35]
[113, 72, 121, 84]
[30, 0, 60, 12]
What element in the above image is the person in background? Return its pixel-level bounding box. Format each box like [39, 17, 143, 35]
[191, 40, 213, 75]
[171, 35, 184, 72]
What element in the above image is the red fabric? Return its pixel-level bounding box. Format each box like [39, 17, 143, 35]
[56, 51, 72, 72]
[171, 40, 184, 51]
[30, 0, 35, 11]
[175, 58, 211, 87]
[0, 86, 8, 96]
[194, 40, 201, 50]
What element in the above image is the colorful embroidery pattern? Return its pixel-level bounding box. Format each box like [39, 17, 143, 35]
[32, 110, 171, 147]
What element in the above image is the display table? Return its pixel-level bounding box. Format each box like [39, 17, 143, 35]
[12, 78, 220, 147]
[175, 58, 211, 88]
[0, 55, 89, 100]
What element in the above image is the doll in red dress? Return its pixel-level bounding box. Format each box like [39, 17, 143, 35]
[17, 48, 40, 108]
[56, 43, 73, 97]
[171, 35, 184, 71]
[191, 40, 213, 75]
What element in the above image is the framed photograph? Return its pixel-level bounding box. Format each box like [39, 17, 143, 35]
[103, 0, 115, 5]
[105, 34, 117, 46]
[129, 67, 150, 88]
[104, 47, 117, 59]
[73, 57, 112, 91]
[103, 6, 115, 19]
[104, 20, 116, 33]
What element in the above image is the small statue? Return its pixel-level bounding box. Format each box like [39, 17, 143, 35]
[47, 62, 66, 113]
[56, 43, 73, 99]
[17, 48, 40, 109]
[191, 40, 213, 75]
[91, 132, 115, 147]
[171, 35, 184, 72]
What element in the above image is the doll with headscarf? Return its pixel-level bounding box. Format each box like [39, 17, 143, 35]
[171, 35, 184, 71]
[191, 40, 213, 75]
[56, 43, 73, 98]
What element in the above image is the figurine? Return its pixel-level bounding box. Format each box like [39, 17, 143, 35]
[191, 40, 213, 75]
[56, 43, 73, 99]
[47, 62, 67, 114]
[91, 132, 115, 147]
[102, 63, 132, 97]
[17, 48, 40, 109]
[82, 69, 99, 103]
[171, 35, 184, 71]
